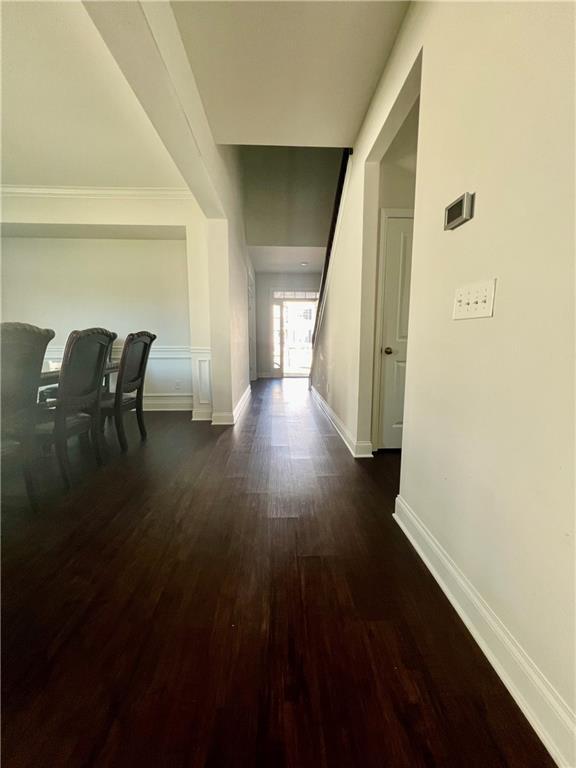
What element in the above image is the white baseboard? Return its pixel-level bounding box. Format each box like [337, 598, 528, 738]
[143, 393, 193, 411]
[394, 495, 575, 768]
[233, 384, 251, 422]
[310, 386, 373, 459]
[211, 411, 234, 426]
[211, 384, 252, 426]
[191, 405, 212, 422]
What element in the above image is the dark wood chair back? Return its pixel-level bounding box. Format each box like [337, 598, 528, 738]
[1, 322, 55, 426]
[58, 328, 117, 412]
[116, 332, 157, 395]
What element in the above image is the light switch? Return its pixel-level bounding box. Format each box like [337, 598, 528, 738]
[453, 279, 496, 320]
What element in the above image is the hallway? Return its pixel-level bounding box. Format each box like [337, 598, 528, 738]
[2, 379, 553, 767]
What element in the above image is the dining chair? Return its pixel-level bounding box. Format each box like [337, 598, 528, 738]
[36, 327, 117, 488]
[0, 322, 55, 508]
[100, 331, 157, 451]
[39, 341, 115, 404]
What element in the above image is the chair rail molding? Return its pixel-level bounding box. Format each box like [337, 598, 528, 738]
[45, 344, 193, 361]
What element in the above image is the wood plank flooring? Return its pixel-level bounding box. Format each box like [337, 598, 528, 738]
[2, 379, 554, 767]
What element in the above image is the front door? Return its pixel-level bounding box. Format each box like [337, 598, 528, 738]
[379, 215, 413, 448]
[282, 300, 316, 376]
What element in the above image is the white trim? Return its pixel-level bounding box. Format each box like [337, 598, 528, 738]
[45, 344, 193, 361]
[192, 405, 213, 422]
[394, 495, 576, 768]
[211, 385, 252, 426]
[190, 347, 212, 423]
[371, 208, 414, 451]
[0, 185, 193, 200]
[257, 371, 282, 379]
[143, 393, 193, 411]
[211, 411, 234, 426]
[311, 386, 373, 459]
[233, 384, 252, 422]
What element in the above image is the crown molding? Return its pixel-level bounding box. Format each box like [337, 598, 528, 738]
[0, 185, 193, 201]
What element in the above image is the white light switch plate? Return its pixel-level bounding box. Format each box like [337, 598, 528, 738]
[453, 279, 496, 320]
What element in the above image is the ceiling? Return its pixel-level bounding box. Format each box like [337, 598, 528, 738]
[172, 1, 409, 147]
[248, 246, 325, 273]
[1, 2, 185, 188]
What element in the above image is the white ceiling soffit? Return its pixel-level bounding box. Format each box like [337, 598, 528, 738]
[172, 1, 409, 147]
[1, 2, 186, 189]
[249, 246, 325, 273]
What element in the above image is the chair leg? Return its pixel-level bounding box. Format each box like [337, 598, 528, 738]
[78, 431, 91, 452]
[136, 400, 147, 441]
[21, 435, 39, 511]
[91, 416, 105, 466]
[114, 410, 128, 452]
[22, 463, 39, 512]
[55, 432, 72, 489]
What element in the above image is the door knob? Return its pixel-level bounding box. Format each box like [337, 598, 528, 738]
[384, 347, 393, 355]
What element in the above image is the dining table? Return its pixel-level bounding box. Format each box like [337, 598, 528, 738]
[39, 362, 120, 387]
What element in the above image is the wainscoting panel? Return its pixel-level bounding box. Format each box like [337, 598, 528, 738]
[191, 347, 213, 421]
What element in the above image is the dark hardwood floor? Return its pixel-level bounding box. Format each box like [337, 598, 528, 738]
[2, 379, 553, 767]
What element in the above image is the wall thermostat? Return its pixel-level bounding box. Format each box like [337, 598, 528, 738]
[444, 192, 475, 230]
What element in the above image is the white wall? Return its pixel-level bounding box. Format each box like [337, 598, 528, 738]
[312, 3, 575, 765]
[1, 236, 193, 409]
[379, 162, 415, 210]
[241, 147, 342, 246]
[256, 272, 321, 377]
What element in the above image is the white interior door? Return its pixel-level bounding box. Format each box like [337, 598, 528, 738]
[379, 215, 413, 448]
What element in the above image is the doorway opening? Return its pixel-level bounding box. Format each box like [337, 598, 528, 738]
[272, 290, 318, 377]
[371, 98, 420, 452]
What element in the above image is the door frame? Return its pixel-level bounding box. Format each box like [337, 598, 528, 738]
[281, 298, 317, 378]
[371, 208, 414, 450]
[271, 296, 284, 376]
[271, 297, 318, 378]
